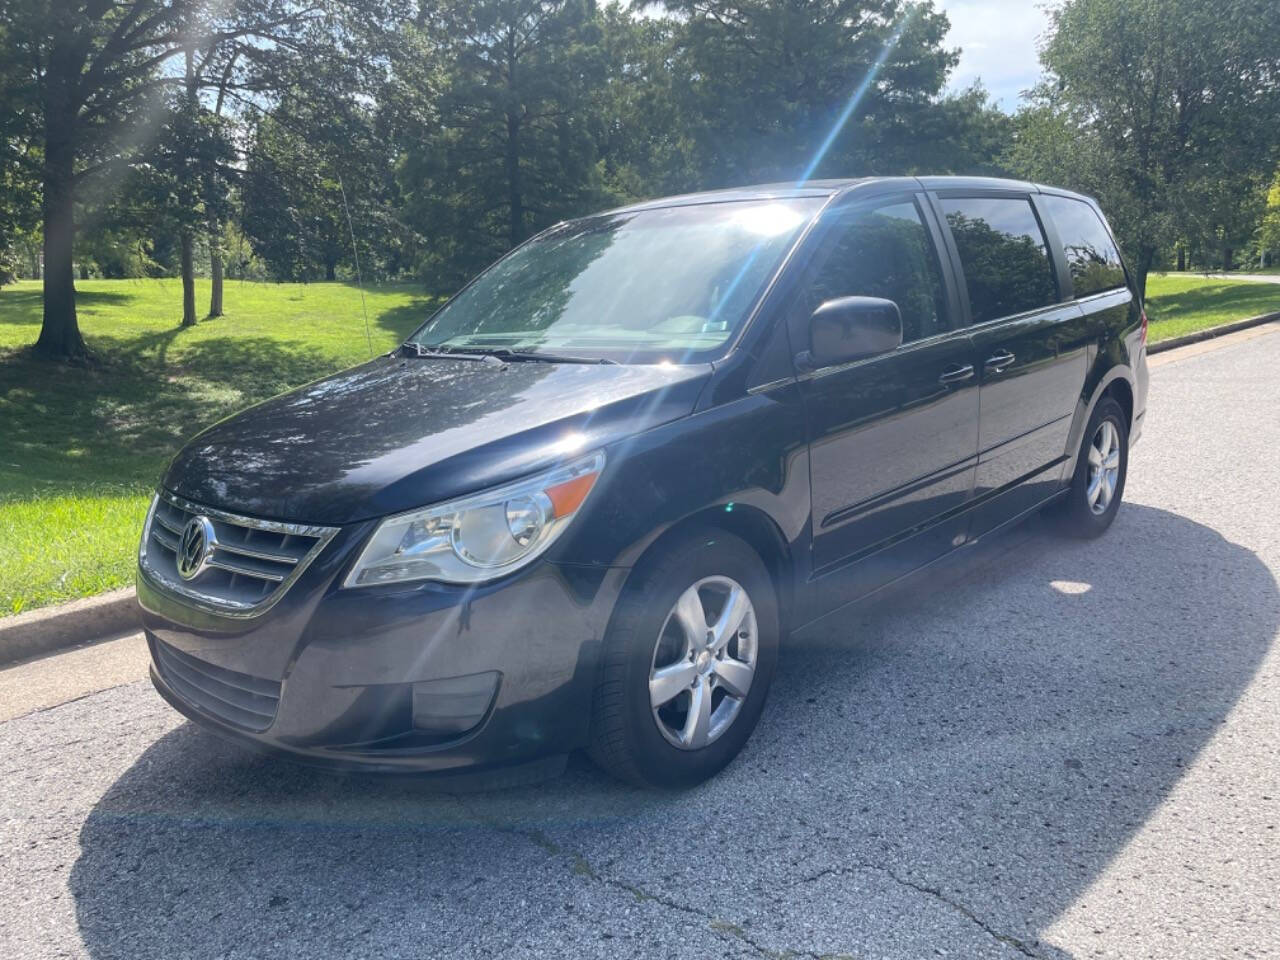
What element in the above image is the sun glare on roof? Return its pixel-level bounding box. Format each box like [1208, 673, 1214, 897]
[731, 203, 808, 237]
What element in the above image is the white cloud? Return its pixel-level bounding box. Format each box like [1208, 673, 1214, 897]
[936, 0, 1055, 110]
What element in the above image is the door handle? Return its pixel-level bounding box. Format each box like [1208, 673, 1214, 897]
[938, 363, 975, 385]
[985, 350, 1016, 373]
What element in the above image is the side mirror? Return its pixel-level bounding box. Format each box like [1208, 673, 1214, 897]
[800, 296, 903, 370]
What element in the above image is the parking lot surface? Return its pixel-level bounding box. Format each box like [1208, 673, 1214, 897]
[3, 328, 1278, 959]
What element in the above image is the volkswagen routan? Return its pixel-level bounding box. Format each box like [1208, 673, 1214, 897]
[138, 176, 1148, 787]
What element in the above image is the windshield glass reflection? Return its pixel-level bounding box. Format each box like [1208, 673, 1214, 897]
[409, 199, 822, 364]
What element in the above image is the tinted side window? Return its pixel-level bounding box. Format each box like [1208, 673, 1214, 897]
[807, 201, 948, 344]
[1041, 195, 1126, 297]
[940, 196, 1057, 324]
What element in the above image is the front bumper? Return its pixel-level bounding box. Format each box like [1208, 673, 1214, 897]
[139, 533, 628, 775]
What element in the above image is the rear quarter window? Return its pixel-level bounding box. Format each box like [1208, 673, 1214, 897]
[1040, 195, 1126, 297]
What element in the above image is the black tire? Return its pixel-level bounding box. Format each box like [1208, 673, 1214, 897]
[587, 528, 779, 788]
[1052, 396, 1129, 538]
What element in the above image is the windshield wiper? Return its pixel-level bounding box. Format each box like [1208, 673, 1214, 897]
[458, 346, 618, 365]
[398, 342, 505, 365]
[399, 342, 617, 365]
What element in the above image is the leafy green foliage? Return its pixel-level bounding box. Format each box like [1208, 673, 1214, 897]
[396, 0, 614, 289]
[1009, 0, 1280, 293]
[126, 94, 237, 255]
[657, 0, 955, 184]
[392, 0, 1011, 286]
[0, 18, 40, 287]
[240, 107, 402, 282]
[0, 0, 412, 355]
[1254, 172, 1280, 266]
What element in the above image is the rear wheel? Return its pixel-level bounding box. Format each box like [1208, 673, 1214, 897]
[587, 529, 779, 788]
[1053, 396, 1128, 538]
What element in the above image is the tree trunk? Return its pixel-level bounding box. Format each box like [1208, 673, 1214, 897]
[179, 47, 200, 327]
[1134, 245, 1155, 302]
[1176, 246, 1185, 271]
[180, 230, 197, 327]
[325, 258, 336, 281]
[1222, 246, 1233, 273]
[34, 120, 87, 360]
[209, 241, 224, 317]
[505, 111, 524, 248]
[207, 53, 240, 317]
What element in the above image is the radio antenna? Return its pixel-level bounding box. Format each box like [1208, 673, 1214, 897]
[337, 172, 374, 358]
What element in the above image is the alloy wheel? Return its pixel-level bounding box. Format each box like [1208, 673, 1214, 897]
[648, 575, 758, 750]
[1086, 419, 1121, 515]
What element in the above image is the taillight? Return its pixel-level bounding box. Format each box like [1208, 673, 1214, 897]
[1140, 308, 1148, 344]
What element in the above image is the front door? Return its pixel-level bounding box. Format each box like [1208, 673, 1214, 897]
[794, 196, 981, 610]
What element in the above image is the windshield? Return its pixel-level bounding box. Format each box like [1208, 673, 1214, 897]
[407, 199, 823, 364]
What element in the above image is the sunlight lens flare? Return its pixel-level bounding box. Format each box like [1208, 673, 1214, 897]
[795, 12, 915, 185]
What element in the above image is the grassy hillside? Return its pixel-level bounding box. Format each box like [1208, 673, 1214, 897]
[0, 279, 436, 614]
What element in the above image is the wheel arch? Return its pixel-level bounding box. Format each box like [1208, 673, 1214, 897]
[1103, 376, 1134, 430]
[1064, 363, 1136, 478]
[615, 505, 798, 640]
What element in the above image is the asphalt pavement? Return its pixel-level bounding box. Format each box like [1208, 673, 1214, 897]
[2, 327, 1278, 960]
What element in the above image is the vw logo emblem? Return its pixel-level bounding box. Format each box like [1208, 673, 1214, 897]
[177, 516, 217, 581]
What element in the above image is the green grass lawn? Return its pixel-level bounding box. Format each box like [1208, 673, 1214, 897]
[2, 271, 1278, 617]
[1144, 273, 1280, 342]
[0, 278, 437, 615]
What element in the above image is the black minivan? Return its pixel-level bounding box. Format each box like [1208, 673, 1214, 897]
[138, 176, 1148, 787]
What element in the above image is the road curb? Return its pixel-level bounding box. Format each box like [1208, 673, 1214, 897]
[1148, 311, 1280, 354]
[0, 587, 138, 667]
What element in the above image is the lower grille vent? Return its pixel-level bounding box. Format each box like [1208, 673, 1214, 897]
[152, 638, 282, 732]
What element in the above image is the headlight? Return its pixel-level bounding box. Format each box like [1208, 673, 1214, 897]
[343, 451, 606, 587]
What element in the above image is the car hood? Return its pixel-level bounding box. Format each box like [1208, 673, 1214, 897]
[163, 356, 711, 524]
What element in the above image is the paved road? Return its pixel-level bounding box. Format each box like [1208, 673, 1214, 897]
[3, 328, 1279, 960]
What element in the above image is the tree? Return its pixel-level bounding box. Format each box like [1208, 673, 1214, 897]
[1178, 173, 1269, 272]
[397, 0, 612, 288]
[241, 113, 355, 281]
[204, 48, 243, 317]
[0, 19, 41, 286]
[656, 0, 961, 186]
[1259, 172, 1280, 269]
[584, 7, 690, 200]
[188, 5, 405, 313]
[129, 91, 235, 322]
[0, 0, 401, 359]
[1009, 0, 1280, 297]
[240, 87, 404, 282]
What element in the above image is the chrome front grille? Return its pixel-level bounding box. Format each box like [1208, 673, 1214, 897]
[151, 637, 282, 731]
[139, 491, 338, 617]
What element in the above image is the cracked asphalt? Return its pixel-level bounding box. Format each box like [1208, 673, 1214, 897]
[3, 327, 1279, 960]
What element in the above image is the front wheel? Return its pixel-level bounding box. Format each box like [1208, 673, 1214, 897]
[1052, 396, 1129, 538]
[587, 529, 779, 788]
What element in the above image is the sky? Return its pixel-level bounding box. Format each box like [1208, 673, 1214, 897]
[937, 0, 1055, 111]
